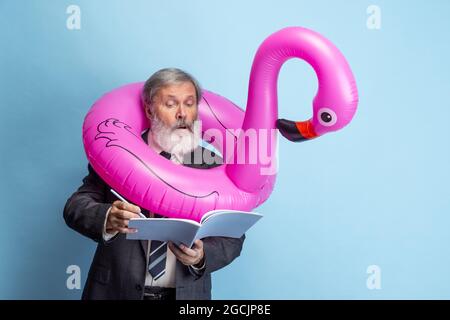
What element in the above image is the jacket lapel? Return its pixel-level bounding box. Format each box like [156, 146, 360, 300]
[139, 240, 148, 257]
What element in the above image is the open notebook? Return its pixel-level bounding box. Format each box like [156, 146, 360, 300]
[126, 209, 263, 247]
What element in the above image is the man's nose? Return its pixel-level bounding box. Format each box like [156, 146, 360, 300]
[176, 106, 187, 120]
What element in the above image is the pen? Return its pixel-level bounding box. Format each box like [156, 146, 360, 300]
[110, 189, 146, 219]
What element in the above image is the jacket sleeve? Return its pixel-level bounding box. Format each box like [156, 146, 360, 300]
[190, 234, 246, 279]
[63, 165, 112, 243]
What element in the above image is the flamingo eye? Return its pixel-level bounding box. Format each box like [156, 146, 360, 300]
[318, 107, 337, 127]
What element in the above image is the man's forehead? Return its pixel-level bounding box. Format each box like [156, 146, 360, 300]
[158, 83, 196, 98]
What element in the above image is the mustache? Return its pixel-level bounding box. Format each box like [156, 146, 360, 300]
[171, 119, 194, 132]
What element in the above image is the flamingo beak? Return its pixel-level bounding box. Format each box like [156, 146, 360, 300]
[276, 118, 318, 142]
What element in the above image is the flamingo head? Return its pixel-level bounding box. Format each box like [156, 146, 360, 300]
[276, 82, 358, 142]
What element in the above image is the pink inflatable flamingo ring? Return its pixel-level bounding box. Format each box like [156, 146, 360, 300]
[82, 26, 358, 222]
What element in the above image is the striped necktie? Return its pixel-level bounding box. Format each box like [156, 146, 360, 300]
[148, 233, 167, 281]
[148, 150, 172, 281]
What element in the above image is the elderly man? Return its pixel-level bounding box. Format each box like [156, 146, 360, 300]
[64, 68, 245, 300]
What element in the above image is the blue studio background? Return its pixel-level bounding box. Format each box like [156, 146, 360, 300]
[1, 0, 449, 299]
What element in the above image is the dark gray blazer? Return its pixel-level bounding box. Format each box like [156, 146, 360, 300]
[63, 146, 245, 300]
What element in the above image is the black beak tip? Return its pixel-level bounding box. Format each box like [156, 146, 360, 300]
[276, 119, 307, 142]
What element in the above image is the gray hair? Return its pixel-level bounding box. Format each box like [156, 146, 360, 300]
[142, 68, 202, 111]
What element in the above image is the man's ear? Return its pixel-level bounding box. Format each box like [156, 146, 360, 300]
[144, 104, 152, 119]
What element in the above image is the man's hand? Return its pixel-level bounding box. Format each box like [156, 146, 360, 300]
[106, 200, 141, 234]
[169, 240, 205, 267]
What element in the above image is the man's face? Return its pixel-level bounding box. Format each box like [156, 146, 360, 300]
[145, 81, 201, 157]
[146, 81, 198, 132]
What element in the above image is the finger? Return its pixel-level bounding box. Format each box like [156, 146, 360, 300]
[111, 215, 134, 228]
[112, 200, 122, 208]
[117, 202, 141, 214]
[172, 253, 192, 266]
[178, 243, 198, 257]
[193, 239, 203, 250]
[168, 244, 195, 266]
[111, 217, 127, 229]
[110, 203, 123, 215]
[115, 226, 137, 234]
[168, 242, 190, 260]
[114, 209, 141, 220]
[112, 201, 134, 212]
[116, 218, 130, 228]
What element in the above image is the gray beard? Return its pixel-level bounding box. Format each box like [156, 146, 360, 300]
[150, 115, 201, 162]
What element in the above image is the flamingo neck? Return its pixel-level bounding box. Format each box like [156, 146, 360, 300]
[243, 27, 344, 131]
[227, 27, 349, 192]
